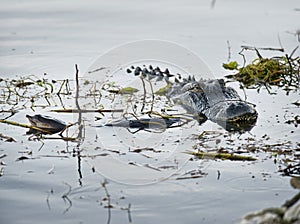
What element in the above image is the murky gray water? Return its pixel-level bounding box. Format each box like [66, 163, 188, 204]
[0, 1, 299, 223]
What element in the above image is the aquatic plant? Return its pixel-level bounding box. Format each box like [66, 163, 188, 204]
[224, 47, 300, 94]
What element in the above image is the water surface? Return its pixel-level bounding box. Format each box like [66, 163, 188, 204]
[0, 1, 299, 224]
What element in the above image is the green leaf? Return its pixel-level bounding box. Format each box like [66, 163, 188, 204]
[155, 84, 171, 95]
[119, 87, 139, 94]
[223, 61, 239, 70]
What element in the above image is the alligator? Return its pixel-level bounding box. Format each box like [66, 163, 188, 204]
[108, 65, 258, 132]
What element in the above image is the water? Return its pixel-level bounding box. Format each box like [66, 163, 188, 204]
[0, 1, 299, 223]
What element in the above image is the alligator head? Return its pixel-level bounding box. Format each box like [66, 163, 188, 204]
[168, 79, 258, 132]
[205, 100, 258, 131]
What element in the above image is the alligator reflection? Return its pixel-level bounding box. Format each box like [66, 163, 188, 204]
[105, 114, 256, 133]
[104, 116, 189, 133]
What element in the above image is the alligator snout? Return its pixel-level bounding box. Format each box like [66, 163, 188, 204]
[208, 100, 257, 124]
[206, 101, 257, 131]
[226, 101, 256, 119]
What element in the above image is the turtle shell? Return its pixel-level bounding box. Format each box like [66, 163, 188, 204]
[26, 114, 66, 134]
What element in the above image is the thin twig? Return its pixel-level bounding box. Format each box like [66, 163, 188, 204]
[74, 64, 84, 142]
[51, 109, 123, 113]
[62, 182, 72, 214]
[227, 40, 231, 62]
[0, 119, 52, 134]
[121, 203, 132, 223]
[101, 180, 112, 224]
[139, 77, 147, 113]
[0, 132, 16, 142]
[145, 79, 155, 113]
[241, 45, 284, 52]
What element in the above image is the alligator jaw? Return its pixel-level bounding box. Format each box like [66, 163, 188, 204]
[215, 111, 258, 132]
[228, 111, 258, 123]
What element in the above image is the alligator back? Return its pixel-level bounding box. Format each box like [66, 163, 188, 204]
[127, 65, 258, 131]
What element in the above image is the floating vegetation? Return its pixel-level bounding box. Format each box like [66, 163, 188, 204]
[106, 86, 139, 94]
[0, 66, 112, 142]
[0, 62, 298, 177]
[191, 130, 299, 177]
[285, 115, 300, 128]
[194, 131, 297, 155]
[102, 82, 139, 94]
[0, 132, 16, 142]
[155, 83, 172, 95]
[175, 169, 207, 180]
[0, 75, 73, 110]
[186, 151, 257, 161]
[224, 46, 300, 94]
[279, 163, 300, 177]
